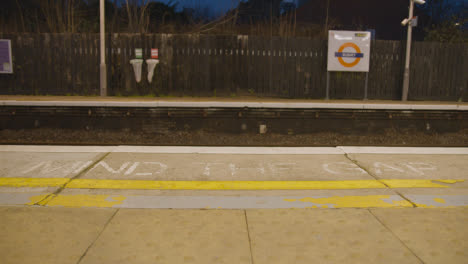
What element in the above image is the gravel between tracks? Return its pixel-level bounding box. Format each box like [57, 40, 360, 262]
[1, 128, 467, 146]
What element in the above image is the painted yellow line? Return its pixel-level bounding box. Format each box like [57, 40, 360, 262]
[0, 178, 464, 190]
[382, 179, 465, 188]
[0, 177, 70, 187]
[66, 179, 386, 190]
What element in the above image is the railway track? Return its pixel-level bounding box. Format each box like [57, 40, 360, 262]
[1, 104, 467, 146]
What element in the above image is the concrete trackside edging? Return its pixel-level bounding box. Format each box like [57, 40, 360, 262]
[1, 100, 467, 111]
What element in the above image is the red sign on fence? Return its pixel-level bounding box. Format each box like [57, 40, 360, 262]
[151, 49, 158, 59]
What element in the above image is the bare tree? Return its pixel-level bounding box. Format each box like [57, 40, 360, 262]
[39, 0, 81, 33]
[124, 0, 150, 33]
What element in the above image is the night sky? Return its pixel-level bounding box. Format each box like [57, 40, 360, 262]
[158, 0, 297, 16]
[158, 0, 466, 17]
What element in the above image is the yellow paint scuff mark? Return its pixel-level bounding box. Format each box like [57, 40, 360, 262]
[284, 195, 412, 208]
[0, 177, 70, 187]
[27, 194, 53, 205]
[434, 180, 464, 184]
[433, 198, 446, 204]
[382, 179, 464, 188]
[43, 194, 126, 208]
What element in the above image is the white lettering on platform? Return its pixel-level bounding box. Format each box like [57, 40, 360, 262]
[73, 161, 93, 174]
[193, 162, 224, 176]
[268, 163, 296, 174]
[124, 162, 140, 175]
[22, 161, 93, 175]
[373, 162, 437, 175]
[89, 161, 130, 174]
[322, 162, 367, 175]
[373, 162, 405, 175]
[229, 163, 265, 176]
[18, 159, 439, 178]
[404, 162, 437, 175]
[136, 162, 167, 176]
[87, 161, 167, 176]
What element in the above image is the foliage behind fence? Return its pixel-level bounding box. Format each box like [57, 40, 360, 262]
[0, 33, 466, 101]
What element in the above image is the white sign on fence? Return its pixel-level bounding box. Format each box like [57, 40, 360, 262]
[151, 49, 158, 59]
[0, 39, 13, 74]
[135, 48, 143, 59]
[327, 31, 371, 72]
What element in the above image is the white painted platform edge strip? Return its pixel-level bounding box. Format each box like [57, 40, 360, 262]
[2, 100, 466, 111]
[338, 146, 468, 154]
[1, 145, 468, 154]
[0, 145, 117, 153]
[113, 146, 344, 154]
[0, 145, 343, 154]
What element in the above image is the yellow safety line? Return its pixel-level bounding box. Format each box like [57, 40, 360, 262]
[66, 179, 386, 190]
[0, 178, 464, 190]
[0, 177, 70, 187]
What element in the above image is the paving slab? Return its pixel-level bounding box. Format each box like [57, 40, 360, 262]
[79, 209, 252, 264]
[83, 153, 373, 181]
[0, 206, 115, 264]
[371, 208, 468, 264]
[349, 154, 468, 180]
[246, 209, 422, 264]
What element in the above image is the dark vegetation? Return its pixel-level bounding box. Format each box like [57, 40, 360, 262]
[1, 0, 466, 41]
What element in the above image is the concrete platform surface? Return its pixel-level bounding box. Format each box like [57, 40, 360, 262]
[1, 206, 467, 264]
[1, 146, 467, 263]
[1, 145, 467, 208]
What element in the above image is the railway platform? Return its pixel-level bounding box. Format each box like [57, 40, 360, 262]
[0, 145, 467, 264]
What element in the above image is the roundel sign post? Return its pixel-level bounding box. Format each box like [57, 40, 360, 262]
[327, 30, 371, 72]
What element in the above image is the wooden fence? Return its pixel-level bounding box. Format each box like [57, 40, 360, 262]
[0, 33, 467, 101]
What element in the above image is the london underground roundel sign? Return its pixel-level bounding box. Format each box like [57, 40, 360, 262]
[327, 30, 371, 72]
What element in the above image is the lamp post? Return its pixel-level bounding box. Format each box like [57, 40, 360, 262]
[402, 0, 425, 101]
[100, 0, 107, 96]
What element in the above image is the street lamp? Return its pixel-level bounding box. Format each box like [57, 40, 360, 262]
[401, 0, 425, 101]
[100, 0, 107, 96]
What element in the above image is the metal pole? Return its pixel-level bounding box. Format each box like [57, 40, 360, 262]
[402, 0, 414, 101]
[325, 0, 329, 34]
[100, 0, 107, 96]
[326, 71, 330, 100]
[364, 72, 369, 100]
